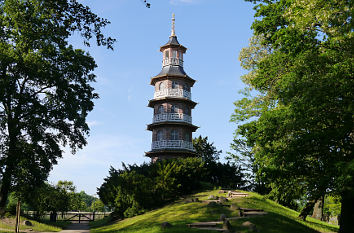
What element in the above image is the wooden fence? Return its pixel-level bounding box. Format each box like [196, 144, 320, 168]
[23, 211, 112, 222]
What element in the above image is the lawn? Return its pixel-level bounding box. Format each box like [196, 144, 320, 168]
[0, 215, 70, 232]
[90, 189, 339, 233]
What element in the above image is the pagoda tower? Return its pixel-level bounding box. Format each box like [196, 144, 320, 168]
[146, 14, 198, 162]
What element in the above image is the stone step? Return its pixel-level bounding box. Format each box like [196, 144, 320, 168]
[229, 193, 249, 196]
[243, 211, 268, 216]
[187, 221, 222, 227]
[240, 208, 264, 212]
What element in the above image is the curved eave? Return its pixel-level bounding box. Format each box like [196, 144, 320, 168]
[150, 73, 196, 86]
[145, 150, 197, 158]
[147, 122, 199, 131]
[148, 97, 197, 108]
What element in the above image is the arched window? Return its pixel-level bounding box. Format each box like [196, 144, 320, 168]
[159, 81, 165, 90]
[171, 105, 178, 113]
[165, 50, 169, 58]
[171, 129, 179, 140]
[157, 130, 163, 141]
[179, 51, 183, 59]
[172, 81, 178, 89]
[158, 105, 164, 114]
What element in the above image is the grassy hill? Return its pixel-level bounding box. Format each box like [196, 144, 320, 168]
[0, 215, 68, 232]
[90, 189, 339, 233]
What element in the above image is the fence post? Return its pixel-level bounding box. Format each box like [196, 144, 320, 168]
[93, 211, 95, 222]
[79, 213, 81, 223]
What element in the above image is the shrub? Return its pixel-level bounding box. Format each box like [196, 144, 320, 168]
[98, 157, 244, 219]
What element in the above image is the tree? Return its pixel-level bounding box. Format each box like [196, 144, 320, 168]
[193, 136, 221, 164]
[232, 0, 353, 232]
[0, 0, 115, 214]
[98, 158, 208, 219]
[24, 182, 70, 219]
[194, 136, 244, 189]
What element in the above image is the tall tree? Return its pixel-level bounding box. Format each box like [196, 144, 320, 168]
[193, 136, 221, 164]
[232, 0, 353, 232]
[0, 0, 115, 213]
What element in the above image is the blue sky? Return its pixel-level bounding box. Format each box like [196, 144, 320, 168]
[48, 0, 255, 195]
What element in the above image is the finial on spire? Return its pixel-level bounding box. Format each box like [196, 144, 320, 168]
[171, 13, 176, 37]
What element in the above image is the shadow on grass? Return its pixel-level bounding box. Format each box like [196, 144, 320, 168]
[234, 212, 320, 233]
[304, 220, 339, 233]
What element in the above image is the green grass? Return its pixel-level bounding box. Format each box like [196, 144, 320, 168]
[0, 215, 70, 232]
[90, 190, 339, 233]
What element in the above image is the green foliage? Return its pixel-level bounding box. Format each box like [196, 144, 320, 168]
[324, 195, 341, 218]
[99, 136, 245, 219]
[17, 180, 98, 217]
[99, 155, 244, 219]
[0, 0, 115, 211]
[23, 182, 71, 216]
[232, 1, 353, 226]
[98, 158, 207, 219]
[193, 135, 221, 164]
[194, 136, 245, 189]
[91, 199, 105, 212]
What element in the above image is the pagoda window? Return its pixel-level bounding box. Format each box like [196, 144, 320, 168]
[171, 105, 179, 113]
[159, 81, 165, 90]
[165, 50, 169, 58]
[171, 129, 179, 140]
[179, 51, 183, 59]
[184, 106, 190, 115]
[184, 132, 190, 141]
[183, 84, 189, 91]
[172, 81, 179, 89]
[158, 105, 165, 114]
[172, 50, 177, 58]
[157, 130, 163, 141]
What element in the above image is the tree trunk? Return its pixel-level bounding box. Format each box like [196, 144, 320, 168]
[339, 189, 354, 233]
[299, 199, 316, 221]
[311, 195, 324, 221]
[0, 165, 13, 215]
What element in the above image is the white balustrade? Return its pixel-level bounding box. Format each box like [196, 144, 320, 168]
[154, 88, 191, 99]
[163, 58, 184, 67]
[152, 140, 194, 151]
[153, 113, 192, 123]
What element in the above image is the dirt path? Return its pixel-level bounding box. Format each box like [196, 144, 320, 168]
[38, 223, 90, 233]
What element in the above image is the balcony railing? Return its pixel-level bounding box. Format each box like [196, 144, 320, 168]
[153, 113, 192, 123]
[163, 58, 183, 67]
[154, 88, 191, 100]
[152, 140, 194, 151]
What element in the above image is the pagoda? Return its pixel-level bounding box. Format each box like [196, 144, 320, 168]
[146, 14, 198, 162]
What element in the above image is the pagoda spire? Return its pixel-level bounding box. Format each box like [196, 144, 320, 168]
[171, 13, 176, 37]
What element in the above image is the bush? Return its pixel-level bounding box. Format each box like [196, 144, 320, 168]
[98, 157, 244, 219]
[98, 158, 207, 218]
